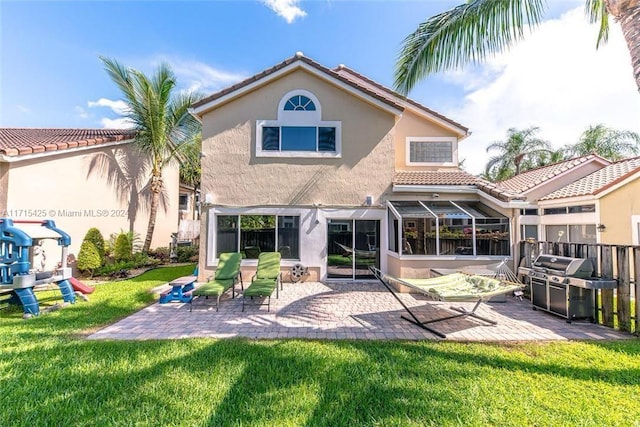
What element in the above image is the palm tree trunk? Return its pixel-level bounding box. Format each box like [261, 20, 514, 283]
[607, 1, 640, 92]
[143, 175, 162, 253]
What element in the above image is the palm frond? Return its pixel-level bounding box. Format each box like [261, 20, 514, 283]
[585, 0, 609, 48]
[394, 0, 547, 94]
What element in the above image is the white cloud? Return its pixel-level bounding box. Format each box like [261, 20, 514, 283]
[16, 105, 30, 113]
[100, 117, 134, 129]
[75, 106, 89, 119]
[87, 98, 132, 129]
[88, 98, 130, 115]
[154, 56, 246, 94]
[443, 7, 640, 175]
[262, 0, 307, 24]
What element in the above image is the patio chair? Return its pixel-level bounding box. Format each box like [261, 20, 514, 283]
[369, 266, 523, 339]
[242, 252, 282, 312]
[190, 252, 243, 312]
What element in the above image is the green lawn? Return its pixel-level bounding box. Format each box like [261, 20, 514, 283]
[1, 265, 640, 426]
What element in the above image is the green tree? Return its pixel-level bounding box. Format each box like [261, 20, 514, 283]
[83, 228, 105, 264]
[100, 57, 203, 252]
[114, 232, 133, 263]
[484, 127, 552, 180]
[394, 1, 640, 95]
[179, 134, 202, 219]
[77, 240, 102, 275]
[565, 124, 640, 160]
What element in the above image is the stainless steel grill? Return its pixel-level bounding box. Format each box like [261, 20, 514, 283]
[518, 254, 617, 322]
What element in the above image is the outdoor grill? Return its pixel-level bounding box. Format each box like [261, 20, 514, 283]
[518, 254, 617, 322]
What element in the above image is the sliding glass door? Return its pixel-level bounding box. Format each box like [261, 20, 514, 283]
[327, 219, 379, 280]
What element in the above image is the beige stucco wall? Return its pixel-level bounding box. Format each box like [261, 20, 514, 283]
[393, 111, 460, 171]
[200, 69, 397, 207]
[0, 162, 8, 210]
[4, 143, 179, 256]
[599, 177, 640, 245]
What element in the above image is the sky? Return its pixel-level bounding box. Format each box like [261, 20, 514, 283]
[1, 0, 639, 175]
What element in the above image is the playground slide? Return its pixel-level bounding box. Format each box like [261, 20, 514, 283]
[69, 277, 95, 295]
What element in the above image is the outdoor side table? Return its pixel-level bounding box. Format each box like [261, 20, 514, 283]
[159, 275, 197, 304]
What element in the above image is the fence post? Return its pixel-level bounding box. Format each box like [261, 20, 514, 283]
[635, 247, 640, 335]
[601, 246, 615, 327]
[616, 247, 631, 332]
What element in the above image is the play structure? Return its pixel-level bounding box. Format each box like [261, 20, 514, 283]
[0, 218, 92, 318]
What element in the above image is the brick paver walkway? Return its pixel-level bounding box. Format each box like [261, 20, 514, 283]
[88, 280, 631, 341]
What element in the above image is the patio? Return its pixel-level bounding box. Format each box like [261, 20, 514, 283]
[89, 279, 630, 341]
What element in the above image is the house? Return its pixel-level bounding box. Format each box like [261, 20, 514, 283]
[497, 154, 612, 243]
[536, 156, 640, 245]
[193, 52, 531, 281]
[0, 128, 180, 259]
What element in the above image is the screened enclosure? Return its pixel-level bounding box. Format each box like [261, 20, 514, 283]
[388, 201, 511, 257]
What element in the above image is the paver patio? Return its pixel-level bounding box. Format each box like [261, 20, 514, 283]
[88, 280, 631, 341]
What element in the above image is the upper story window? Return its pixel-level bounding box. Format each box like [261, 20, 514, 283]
[406, 137, 457, 166]
[256, 90, 342, 158]
[284, 95, 316, 111]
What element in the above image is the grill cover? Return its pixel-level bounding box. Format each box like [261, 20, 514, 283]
[532, 255, 594, 278]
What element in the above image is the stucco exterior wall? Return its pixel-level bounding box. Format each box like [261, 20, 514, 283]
[599, 177, 640, 245]
[4, 144, 179, 256]
[0, 162, 8, 211]
[393, 111, 460, 171]
[200, 69, 396, 207]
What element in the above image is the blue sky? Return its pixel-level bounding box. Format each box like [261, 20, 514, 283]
[2, 0, 639, 174]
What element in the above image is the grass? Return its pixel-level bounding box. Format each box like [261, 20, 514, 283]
[1, 265, 640, 426]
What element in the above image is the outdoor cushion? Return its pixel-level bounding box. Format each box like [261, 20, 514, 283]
[215, 253, 242, 280]
[189, 252, 242, 312]
[242, 252, 282, 311]
[242, 279, 276, 297]
[255, 252, 281, 279]
[193, 279, 234, 296]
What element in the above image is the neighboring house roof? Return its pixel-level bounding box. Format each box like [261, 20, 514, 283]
[192, 52, 468, 136]
[0, 128, 135, 157]
[540, 156, 640, 201]
[393, 170, 524, 202]
[333, 65, 468, 136]
[497, 154, 611, 194]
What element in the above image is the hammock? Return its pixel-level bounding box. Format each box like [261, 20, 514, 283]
[369, 266, 524, 338]
[335, 242, 377, 259]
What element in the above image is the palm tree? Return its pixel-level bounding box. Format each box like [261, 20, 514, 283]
[565, 124, 640, 160]
[394, 1, 640, 95]
[179, 134, 202, 219]
[101, 57, 203, 252]
[484, 126, 552, 179]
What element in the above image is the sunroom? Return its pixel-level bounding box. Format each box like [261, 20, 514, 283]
[387, 201, 511, 258]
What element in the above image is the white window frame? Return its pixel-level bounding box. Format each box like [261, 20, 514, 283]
[406, 136, 457, 166]
[256, 89, 342, 158]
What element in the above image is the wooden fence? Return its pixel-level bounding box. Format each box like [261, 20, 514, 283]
[519, 241, 638, 334]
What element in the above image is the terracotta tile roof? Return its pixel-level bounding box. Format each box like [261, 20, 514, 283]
[333, 65, 468, 134]
[497, 154, 610, 193]
[0, 128, 136, 157]
[393, 170, 524, 202]
[192, 53, 402, 115]
[540, 156, 640, 200]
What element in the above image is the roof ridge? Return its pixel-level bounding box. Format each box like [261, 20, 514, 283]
[334, 65, 469, 133]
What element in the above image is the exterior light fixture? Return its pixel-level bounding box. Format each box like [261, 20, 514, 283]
[596, 224, 606, 232]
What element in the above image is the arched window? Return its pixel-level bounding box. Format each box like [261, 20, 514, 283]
[256, 90, 341, 158]
[283, 95, 316, 111]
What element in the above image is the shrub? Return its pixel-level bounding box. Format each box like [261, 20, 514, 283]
[114, 232, 132, 263]
[108, 230, 142, 254]
[177, 246, 198, 263]
[148, 247, 171, 263]
[83, 228, 105, 263]
[77, 240, 102, 274]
